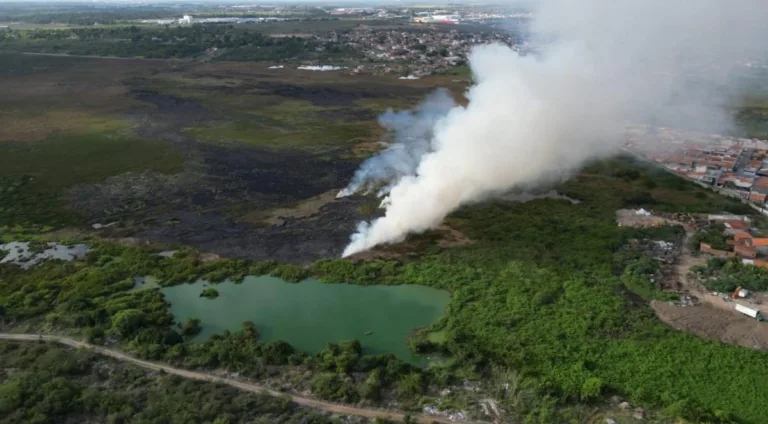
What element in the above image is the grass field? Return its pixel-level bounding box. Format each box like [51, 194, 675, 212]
[0, 131, 183, 190]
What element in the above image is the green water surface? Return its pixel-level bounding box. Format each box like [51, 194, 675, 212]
[161, 276, 450, 364]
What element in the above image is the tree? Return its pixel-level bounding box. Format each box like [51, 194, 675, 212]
[396, 373, 425, 398]
[359, 369, 382, 401]
[110, 309, 145, 339]
[580, 377, 604, 401]
[85, 327, 105, 344]
[200, 287, 219, 299]
[181, 318, 202, 336]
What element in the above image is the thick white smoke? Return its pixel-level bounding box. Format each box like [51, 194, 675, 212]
[337, 89, 456, 198]
[342, 0, 768, 257]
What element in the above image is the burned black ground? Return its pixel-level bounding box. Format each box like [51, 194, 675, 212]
[71, 86, 369, 263]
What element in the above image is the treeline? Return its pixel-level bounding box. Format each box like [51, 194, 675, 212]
[0, 24, 355, 61]
[0, 6, 178, 25]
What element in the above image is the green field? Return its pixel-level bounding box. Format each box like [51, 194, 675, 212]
[0, 131, 183, 190]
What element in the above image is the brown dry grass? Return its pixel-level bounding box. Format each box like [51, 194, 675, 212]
[347, 223, 473, 262]
[615, 209, 674, 228]
[0, 55, 157, 141]
[239, 190, 339, 227]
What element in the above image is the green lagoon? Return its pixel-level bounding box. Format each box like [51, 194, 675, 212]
[161, 276, 450, 363]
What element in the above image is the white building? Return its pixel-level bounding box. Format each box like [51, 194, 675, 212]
[180, 15, 194, 25]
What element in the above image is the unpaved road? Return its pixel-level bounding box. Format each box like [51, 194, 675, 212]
[652, 300, 768, 350]
[651, 224, 768, 350]
[0, 333, 458, 424]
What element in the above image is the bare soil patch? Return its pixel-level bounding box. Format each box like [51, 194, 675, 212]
[616, 209, 677, 228]
[652, 300, 768, 350]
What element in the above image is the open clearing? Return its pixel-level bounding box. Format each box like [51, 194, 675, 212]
[652, 300, 768, 350]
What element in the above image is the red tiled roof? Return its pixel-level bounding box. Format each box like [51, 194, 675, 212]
[755, 177, 768, 189]
[734, 232, 752, 241]
[735, 244, 758, 258]
[726, 220, 749, 230]
[752, 238, 768, 247]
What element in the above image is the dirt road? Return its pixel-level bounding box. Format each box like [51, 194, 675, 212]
[651, 225, 768, 350]
[0, 333, 458, 424]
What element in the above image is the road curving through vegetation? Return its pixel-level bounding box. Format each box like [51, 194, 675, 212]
[0, 333, 460, 424]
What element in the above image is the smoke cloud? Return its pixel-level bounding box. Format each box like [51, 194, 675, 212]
[342, 0, 768, 257]
[337, 88, 456, 198]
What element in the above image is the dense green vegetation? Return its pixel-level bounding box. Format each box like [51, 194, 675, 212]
[312, 156, 768, 423]
[0, 176, 80, 230]
[6, 155, 768, 422]
[0, 341, 346, 424]
[0, 131, 183, 190]
[0, 5, 178, 26]
[690, 225, 731, 251]
[199, 287, 219, 299]
[0, 24, 355, 62]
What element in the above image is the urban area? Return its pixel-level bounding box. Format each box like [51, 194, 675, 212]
[626, 126, 768, 206]
[623, 125, 768, 343]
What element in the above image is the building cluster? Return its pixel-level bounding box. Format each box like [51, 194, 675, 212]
[699, 215, 768, 268]
[626, 126, 768, 206]
[412, 12, 461, 24]
[328, 8, 380, 16]
[325, 27, 518, 77]
[141, 15, 287, 25]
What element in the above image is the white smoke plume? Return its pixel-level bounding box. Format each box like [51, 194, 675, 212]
[342, 0, 768, 257]
[337, 88, 456, 198]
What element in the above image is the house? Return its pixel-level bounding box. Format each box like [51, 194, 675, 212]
[699, 169, 722, 185]
[735, 243, 758, 259]
[700, 243, 735, 258]
[724, 220, 749, 235]
[730, 233, 768, 255]
[753, 177, 768, 193]
[752, 238, 768, 254]
[749, 192, 767, 204]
